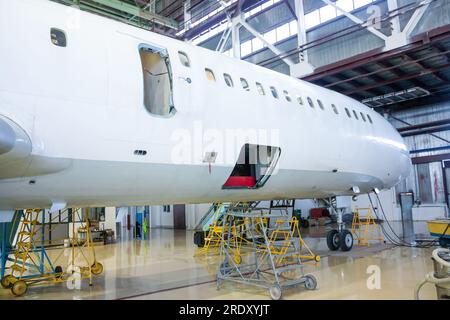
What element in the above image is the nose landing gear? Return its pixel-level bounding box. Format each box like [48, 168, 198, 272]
[326, 229, 354, 251]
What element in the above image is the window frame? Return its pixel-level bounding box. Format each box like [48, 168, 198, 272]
[178, 51, 191, 67]
[205, 68, 216, 82]
[331, 104, 339, 114]
[345, 108, 351, 118]
[307, 97, 314, 108]
[50, 28, 67, 47]
[283, 90, 292, 102]
[317, 99, 325, 110]
[223, 73, 234, 87]
[270, 86, 279, 99]
[240, 78, 250, 91]
[256, 82, 265, 95]
[360, 112, 367, 122]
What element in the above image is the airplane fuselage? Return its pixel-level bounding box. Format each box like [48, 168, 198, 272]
[0, 0, 411, 210]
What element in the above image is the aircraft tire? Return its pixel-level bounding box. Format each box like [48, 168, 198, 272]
[326, 230, 340, 251]
[340, 230, 354, 252]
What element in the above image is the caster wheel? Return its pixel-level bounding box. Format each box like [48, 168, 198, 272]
[269, 285, 282, 300]
[314, 255, 321, 263]
[11, 280, 27, 297]
[91, 262, 103, 275]
[304, 274, 317, 290]
[340, 230, 354, 252]
[326, 230, 340, 251]
[54, 266, 63, 279]
[1, 275, 17, 289]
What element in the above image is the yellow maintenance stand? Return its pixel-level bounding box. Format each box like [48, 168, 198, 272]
[351, 207, 384, 246]
[0, 208, 103, 296]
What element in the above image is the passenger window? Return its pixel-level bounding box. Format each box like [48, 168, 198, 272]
[353, 110, 359, 120]
[367, 114, 373, 124]
[50, 28, 67, 47]
[205, 68, 216, 82]
[307, 97, 314, 108]
[241, 78, 250, 91]
[345, 108, 351, 118]
[283, 90, 292, 102]
[256, 82, 265, 95]
[297, 96, 304, 105]
[270, 87, 279, 99]
[224, 74, 234, 87]
[178, 51, 190, 67]
[331, 104, 339, 114]
[317, 99, 324, 110]
[360, 112, 366, 122]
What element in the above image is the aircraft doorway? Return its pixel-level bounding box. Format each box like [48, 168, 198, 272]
[223, 144, 281, 189]
[139, 45, 175, 117]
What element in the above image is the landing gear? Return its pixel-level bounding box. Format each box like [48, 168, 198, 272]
[340, 230, 354, 252]
[326, 229, 353, 252]
[326, 230, 340, 251]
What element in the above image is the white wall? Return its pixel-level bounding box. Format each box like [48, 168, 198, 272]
[351, 189, 401, 221]
[149, 205, 173, 228]
[102, 207, 116, 235]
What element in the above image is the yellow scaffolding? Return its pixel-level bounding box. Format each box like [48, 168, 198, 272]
[0, 208, 103, 296]
[351, 207, 384, 246]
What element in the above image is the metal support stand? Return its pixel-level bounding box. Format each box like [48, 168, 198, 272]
[217, 203, 317, 300]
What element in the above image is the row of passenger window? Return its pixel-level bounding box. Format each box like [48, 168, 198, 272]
[176, 51, 374, 125]
[203, 66, 373, 125]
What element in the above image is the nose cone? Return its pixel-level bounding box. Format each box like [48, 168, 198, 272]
[0, 117, 15, 155]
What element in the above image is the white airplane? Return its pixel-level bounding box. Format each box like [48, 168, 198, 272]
[0, 0, 411, 214]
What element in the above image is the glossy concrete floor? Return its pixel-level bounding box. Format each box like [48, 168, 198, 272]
[0, 224, 439, 300]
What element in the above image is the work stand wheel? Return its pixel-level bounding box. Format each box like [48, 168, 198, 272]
[326, 230, 340, 251]
[1, 275, 17, 289]
[91, 262, 104, 275]
[54, 266, 64, 279]
[339, 230, 354, 252]
[11, 280, 27, 297]
[303, 274, 317, 290]
[269, 285, 282, 300]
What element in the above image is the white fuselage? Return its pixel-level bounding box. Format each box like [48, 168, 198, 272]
[0, 0, 411, 210]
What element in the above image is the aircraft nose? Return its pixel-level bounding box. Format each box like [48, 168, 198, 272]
[0, 117, 15, 155]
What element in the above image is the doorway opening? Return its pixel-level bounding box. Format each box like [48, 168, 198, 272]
[139, 45, 175, 117]
[223, 144, 281, 189]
